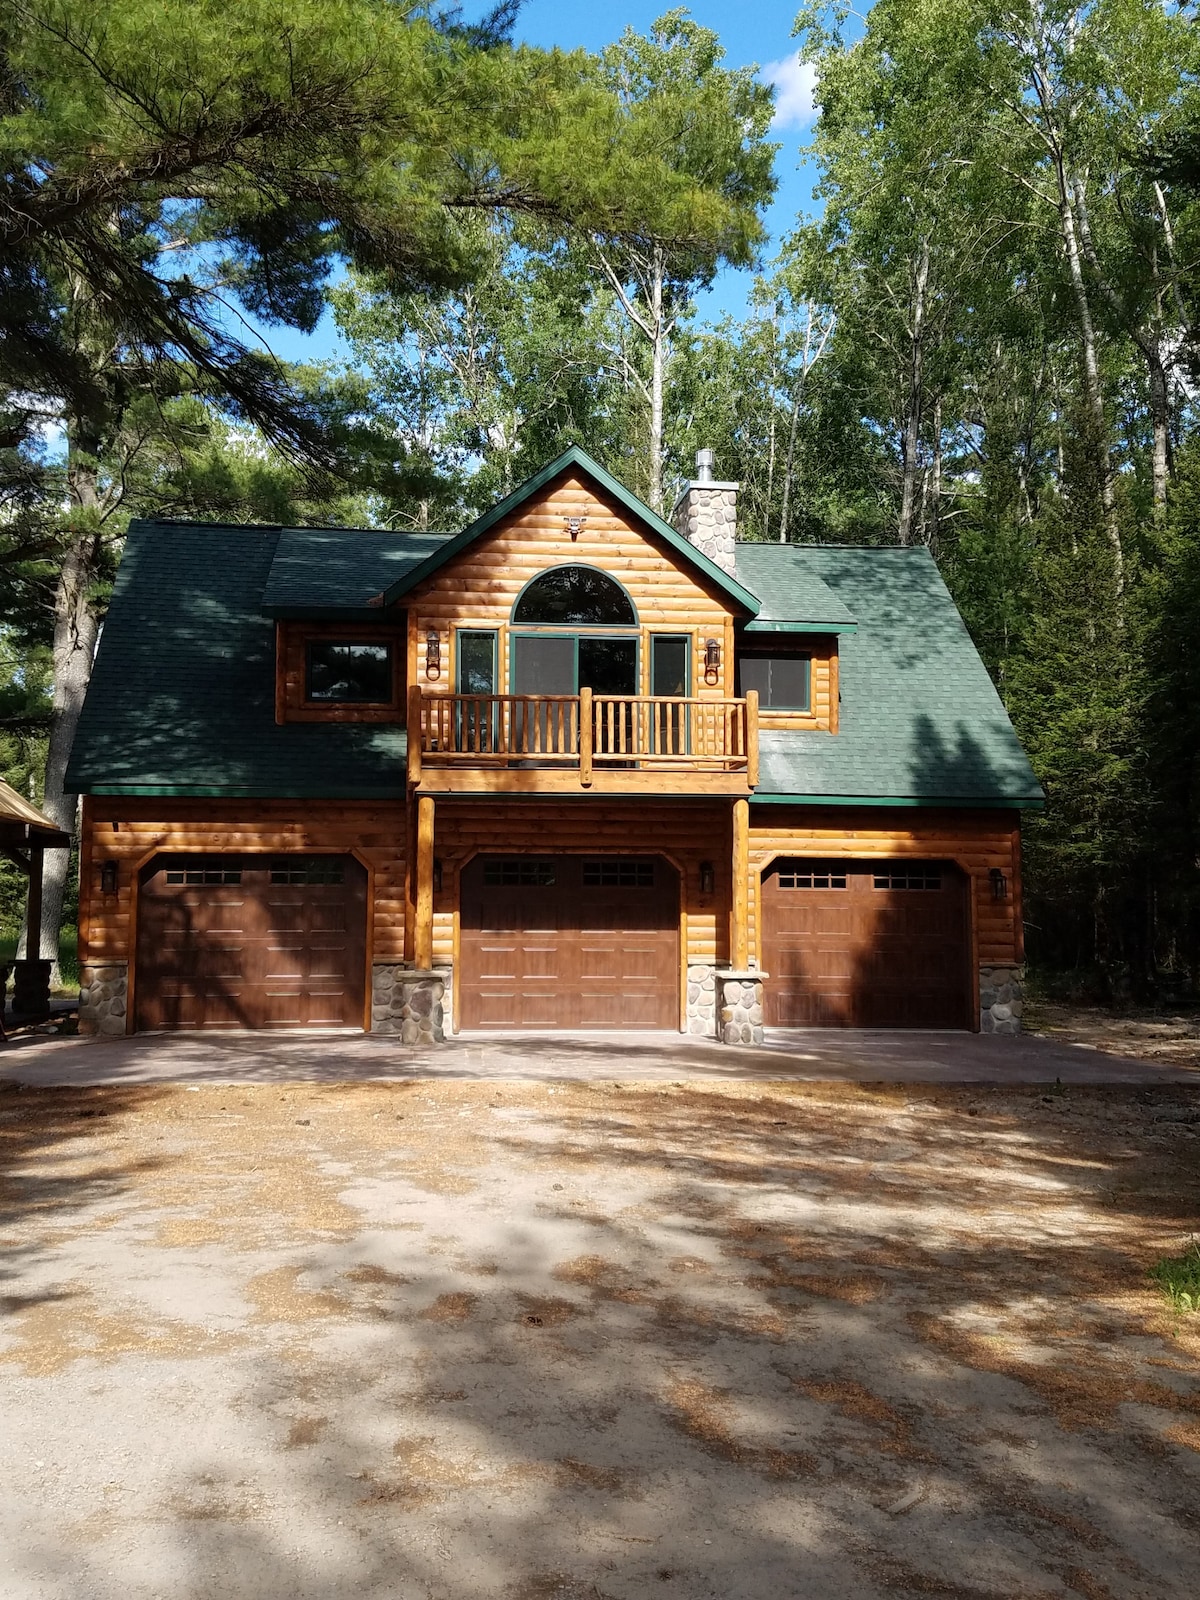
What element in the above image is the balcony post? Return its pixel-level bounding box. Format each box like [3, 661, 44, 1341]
[407, 685, 423, 787]
[745, 689, 759, 789]
[415, 794, 435, 970]
[579, 687, 593, 787]
[731, 797, 750, 970]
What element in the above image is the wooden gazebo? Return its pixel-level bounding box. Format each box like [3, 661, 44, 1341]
[0, 778, 71, 1027]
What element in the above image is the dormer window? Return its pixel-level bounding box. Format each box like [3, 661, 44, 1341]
[737, 653, 811, 711]
[306, 641, 394, 703]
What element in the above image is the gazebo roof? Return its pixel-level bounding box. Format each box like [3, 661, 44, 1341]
[0, 779, 70, 848]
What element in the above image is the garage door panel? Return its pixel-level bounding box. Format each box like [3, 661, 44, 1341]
[460, 856, 677, 1030]
[763, 859, 969, 1030]
[136, 856, 365, 1031]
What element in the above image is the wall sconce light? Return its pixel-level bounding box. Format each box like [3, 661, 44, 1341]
[100, 859, 118, 896]
[989, 867, 1008, 901]
[433, 859, 443, 894]
[426, 629, 442, 679]
[699, 861, 715, 895]
[704, 638, 721, 685]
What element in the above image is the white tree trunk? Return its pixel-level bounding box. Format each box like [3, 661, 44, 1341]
[1058, 175, 1123, 593]
[897, 237, 930, 546]
[648, 247, 666, 514]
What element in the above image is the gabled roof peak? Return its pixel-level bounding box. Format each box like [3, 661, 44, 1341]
[377, 444, 761, 616]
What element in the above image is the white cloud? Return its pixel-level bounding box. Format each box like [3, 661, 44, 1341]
[763, 51, 819, 131]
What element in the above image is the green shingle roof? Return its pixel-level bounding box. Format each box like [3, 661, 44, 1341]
[68, 504, 1041, 809]
[66, 522, 408, 797]
[739, 545, 1042, 806]
[262, 526, 449, 614]
[733, 545, 857, 632]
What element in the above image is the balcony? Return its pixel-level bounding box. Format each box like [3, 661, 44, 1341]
[407, 687, 758, 795]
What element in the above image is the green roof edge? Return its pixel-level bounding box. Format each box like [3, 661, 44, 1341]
[85, 784, 1040, 809]
[752, 792, 1043, 810]
[744, 620, 858, 635]
[84, 784, 408, 799]
[377, 445, 762, 616]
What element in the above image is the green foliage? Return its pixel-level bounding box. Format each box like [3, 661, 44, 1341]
[1150, 1240, 1200, 1316]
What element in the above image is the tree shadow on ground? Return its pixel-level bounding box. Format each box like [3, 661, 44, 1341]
[3, 1080, 1200, 1600]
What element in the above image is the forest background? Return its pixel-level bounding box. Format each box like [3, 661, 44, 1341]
[3, 0, 1200, 1001]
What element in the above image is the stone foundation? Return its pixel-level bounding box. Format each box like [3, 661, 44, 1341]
[686, 964, 717, 1036]
[79, 961, 128, 1037]
[717, 968, 766, 1046]
[979, 964, 1024, 1034]
[371, 964, 447, 1044]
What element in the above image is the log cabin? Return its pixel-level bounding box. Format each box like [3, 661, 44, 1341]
[67, 445, 1042, 1043]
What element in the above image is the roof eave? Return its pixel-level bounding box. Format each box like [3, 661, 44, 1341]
[752, 791, 1044, 810]
[744, 619, 858, 635]
[377, 445, 762, 617]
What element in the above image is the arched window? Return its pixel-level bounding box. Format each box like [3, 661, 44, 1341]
[512, 566, 636, 626]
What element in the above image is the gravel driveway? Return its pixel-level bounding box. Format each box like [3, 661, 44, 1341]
[2, 1076, 1199, 1599]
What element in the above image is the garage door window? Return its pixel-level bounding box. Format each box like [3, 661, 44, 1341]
[482, 860, 557, 886]
[164, 866, 242, 885]
[776, 867, 847, 889]
[873, 869, 942, 890]
[583, 860, 654, 887]
[270, 859, 346, 885]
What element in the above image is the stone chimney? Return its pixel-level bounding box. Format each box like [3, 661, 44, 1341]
[670, 449, 739, 574]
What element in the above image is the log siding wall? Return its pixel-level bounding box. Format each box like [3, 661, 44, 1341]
[404, 473, 740, 701]
[80, 797, 1022, 1037]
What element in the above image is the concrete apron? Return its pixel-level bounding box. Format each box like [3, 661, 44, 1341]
[1, 1025, 1197, 1088]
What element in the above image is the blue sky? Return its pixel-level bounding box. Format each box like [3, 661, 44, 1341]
[252, 2, 824, 366]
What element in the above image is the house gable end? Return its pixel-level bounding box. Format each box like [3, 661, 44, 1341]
[379, 446, 761, 617]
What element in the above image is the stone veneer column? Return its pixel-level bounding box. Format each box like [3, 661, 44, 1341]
[371, 963, 447, 1044]
[79, 961, 129, 1037]
[686, 964, 717, 1036]
[979, 964, 1025, 1034]
[717, 968, 766, 1046]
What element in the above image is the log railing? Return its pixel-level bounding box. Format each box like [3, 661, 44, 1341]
[408, 687, 758, 789]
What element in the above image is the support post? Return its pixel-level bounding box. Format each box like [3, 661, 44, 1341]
[579, 686, 593, 788]
[745, 689, 759, 789]
[407, 685, 423, 787]
[26, 842, 43, 961]
[731, 798, 749, 971]
[13, 840, 51, 1021]
[415, 794, 435, 971]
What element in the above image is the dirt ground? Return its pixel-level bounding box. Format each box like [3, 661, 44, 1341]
[1025, 1000, 1200, 1071]
[2, 1077, 1199, 1600]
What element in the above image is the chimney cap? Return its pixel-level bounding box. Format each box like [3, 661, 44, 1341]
[695, 448, 714, 482]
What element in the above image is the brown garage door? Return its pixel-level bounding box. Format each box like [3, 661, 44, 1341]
[135, 855, 366, 1031]
[459, 856, 679, 1029]
[761, 859, 970, 1029]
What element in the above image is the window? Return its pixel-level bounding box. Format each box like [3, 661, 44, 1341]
[510, 635, 638, 696]
[305, 641, 393, 703]
[165, 867, 242, 885]
[583, 859, 654, 887]
[651, 635, 689, 697]
[738, 654, 811, 710]
[270, 859, 346, 885]
[874, 868, 941, 891]
[513, 566, 636, 626]
[483, 859, 557, 886]
[457, 631, 497, 695]
[777, 868, 847, 890]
